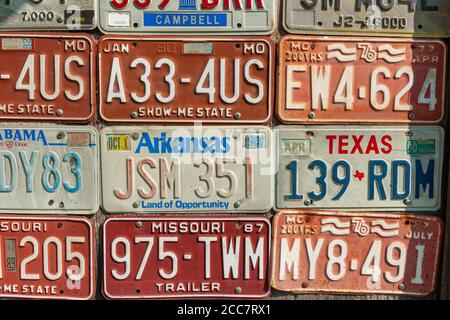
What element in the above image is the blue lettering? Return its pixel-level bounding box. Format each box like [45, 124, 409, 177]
[369, 160, 387, 200]
[415, 159, 434, 199]
[391, 160, 410, 200]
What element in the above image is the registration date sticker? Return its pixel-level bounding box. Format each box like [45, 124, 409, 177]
[103, 216, 271, 299]
[271, 211, 443, 296]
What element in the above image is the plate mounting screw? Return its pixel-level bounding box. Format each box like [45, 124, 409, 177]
[135, 221, 143, 228]
[304, 200, 312, 206]
[132, 202, 139, 209]
[234, 287, 242, 294]
[408, 112, 415, 120]
[131, 112, 138, 119]
[398, 284, 405, 290]
[57, 132, 65, 139]
[308, 112, 316, 119]
[57, 17, 63, 23]
[234, 112, 241, 120]
[56, 109, 64, 116]
[403, 199, 412, 206]
[301, 282, 308, 289]
[132, 132, 139, 140]
[234, 200, 243, 209]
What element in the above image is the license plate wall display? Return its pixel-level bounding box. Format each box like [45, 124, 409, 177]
[271, 211, 443, 296]
[98, 36, 274, 124]
[275, 126, 444, 211]
[277, 37, 447, 124]
[0, 33, 96, 122]
[0, 125, 99, 214]
[99, 0, 276, 35]
[0, 216, 95, 300]
[101, 126, 274, 213]
[0, 0, 97, 30]
[283, 0, 450, 37]
[102, 216, 271, 299]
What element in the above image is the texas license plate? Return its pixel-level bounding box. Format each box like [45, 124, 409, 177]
[271, 211, 442, 296]
[275, 126, 443, 211]
[0, 126, 99, 214]
[0, 33, 95, 122]
[283, 0, 450, 37]
[101, 126, 274, 213]
[103, 216, 270, 299]
[0, 0, 97, 30]
[99, 0, 276, 34]
[0, 216, 95, 299]
[99, 36, 274, 123]
[278, 37, 447, 124]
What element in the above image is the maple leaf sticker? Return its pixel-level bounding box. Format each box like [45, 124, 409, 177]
[353, 170, 365, 181]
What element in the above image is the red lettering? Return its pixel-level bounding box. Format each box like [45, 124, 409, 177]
[202, 0, 219, 8]
[326, 135, 337, 154]
[224, 0, 243, 9]
[111, 0, 128, 9]
[350, 135, 364, 154]
[134, 0, 151, 8]
[338, 135, 349, 154]
[366, 136, 380, 154]
[381, 135, 393, 154]
[202, 0, 264, 9]
[247, 0, 265, 9]
[159, 0, 170, 9]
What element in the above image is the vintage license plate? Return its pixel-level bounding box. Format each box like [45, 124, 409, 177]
[99, 0, 276, 34]
[277, 37, 447, 124]
[0, 126, 99, 214]
[0, 216, 95, 299]
[275, 126, 443, 211]
[271, 211, 443, 296]
[0, 33, 95, 122]
[103, 216, 270, 299]
[0, 0, 97, 30]
[101, 126, 274, 213]
[99, 36, 274, 123]
[283, 0, 450, 37]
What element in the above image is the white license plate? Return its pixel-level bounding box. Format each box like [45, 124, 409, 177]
[275, 126, 443, 211]
[99, 0, 276, 34]
[101, 126, 274, 213]
[0, 0, 97, 30]
[0, 126, 99, 214]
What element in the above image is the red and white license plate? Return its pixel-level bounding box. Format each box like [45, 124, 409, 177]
[271, 211, 443, 296]
[103, 216, 271, 299]
[0, 216, 95, 300]
[277, 37, 447, 124]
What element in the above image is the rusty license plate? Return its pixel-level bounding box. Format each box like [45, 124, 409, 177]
[277, 37, 447, 124]
[99, 36, 274, 123]
[271, 211, 442, 296]
[103, 216, 271, 299]
[0, 216, 95, 300]
[0, 33, 95, 122]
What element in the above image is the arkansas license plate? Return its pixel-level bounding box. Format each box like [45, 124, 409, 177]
[275, 126, 443, 211]
[0, 33, 95, 122]
[103, 216, 270, 299]
[278, 37, 447, 124]
[0, 126, 99, 214]
[99, 36, 274, 124]
[0, 216, 95, 299]
[101, 126, 274, 213]
[0, 0, 97, 30]
[99, 0, 276, 34]
[283, 0, 450, 37]
[271, 211, 442, 296]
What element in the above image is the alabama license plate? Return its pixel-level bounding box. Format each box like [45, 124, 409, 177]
[0, 216, 95, 299]
[0, 126, 99, 214]
[0, 0, 97, 30]
[278, 37, 447, 124]
[99, 36, 274, 123]
[99, 0, 276, 34]
[275, 126, 443, 211]
[103, 216, 270, 299]
[271, 211, 442, 296]
[0, 33, 96, 122]
[100, 126, 274, 213]
[283, 0, 450, 37]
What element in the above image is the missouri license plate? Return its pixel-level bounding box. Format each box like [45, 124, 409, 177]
[0, 216, 95, 300]
[0, 33, 96, 122]
[271, 211, 442, 296]
[283, 0, 450, 37]
[277, 37, 447, 124]
[99, 0, 276, 34]
[0, 126, 99, 214]
[103, 216, 270, 299]
[275, 126, 443, 211]
[99, 36, 274, 123]
[100, 126, 274, 213]
[0, 0, 97, 30]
